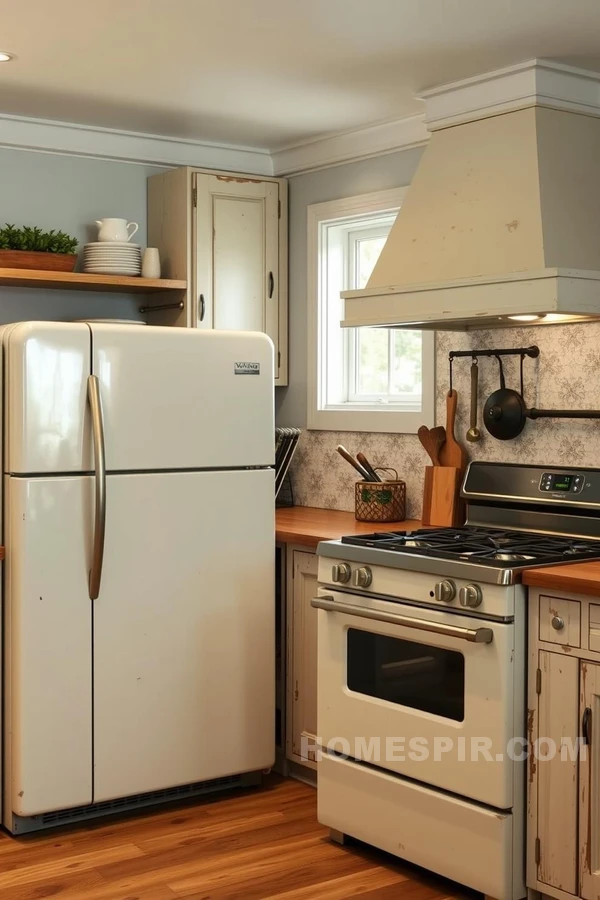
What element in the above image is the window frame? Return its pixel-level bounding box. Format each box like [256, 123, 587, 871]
[307, 188, 435, 434]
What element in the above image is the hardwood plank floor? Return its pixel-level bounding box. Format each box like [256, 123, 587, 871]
[0, 776, 476, 900]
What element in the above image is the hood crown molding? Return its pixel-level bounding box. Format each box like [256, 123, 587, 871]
[420, 58, 600, 131]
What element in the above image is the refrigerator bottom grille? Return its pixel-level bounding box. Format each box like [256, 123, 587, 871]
[9, 771, 262, 834]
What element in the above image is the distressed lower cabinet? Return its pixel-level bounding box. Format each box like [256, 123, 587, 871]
[286, 548, 318, 774]
[528, 588, 600, 900]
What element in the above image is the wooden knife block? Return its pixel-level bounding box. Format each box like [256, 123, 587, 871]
[422, 466, 464, 527]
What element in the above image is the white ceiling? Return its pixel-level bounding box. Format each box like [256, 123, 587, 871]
[2, 0, 600, 151]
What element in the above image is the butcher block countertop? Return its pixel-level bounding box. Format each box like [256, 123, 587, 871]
[523, 560, 600, 597]
[275, 506, 420, 549]
[276, 508, 600, 594]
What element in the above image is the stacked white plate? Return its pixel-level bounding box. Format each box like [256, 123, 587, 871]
[83, 242, 142, 276]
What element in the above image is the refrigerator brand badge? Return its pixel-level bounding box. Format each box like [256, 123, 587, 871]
[234, 362, 260, 375]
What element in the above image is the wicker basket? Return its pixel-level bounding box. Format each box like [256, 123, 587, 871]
[355, 477, 406, 523]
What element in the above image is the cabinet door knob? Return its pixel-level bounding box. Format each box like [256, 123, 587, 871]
[268, 272, 274, 299]
[551, 615, 564, 631]
[199, 293, 205, 322]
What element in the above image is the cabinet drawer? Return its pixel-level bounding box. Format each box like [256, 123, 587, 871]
[539, 595, 580, 647]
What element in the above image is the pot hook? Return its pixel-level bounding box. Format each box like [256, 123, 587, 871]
[495, 354, 506, 390]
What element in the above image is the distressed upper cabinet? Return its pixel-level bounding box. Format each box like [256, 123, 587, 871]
[147, 167, 288, 384]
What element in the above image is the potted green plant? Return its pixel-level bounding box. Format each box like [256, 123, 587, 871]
[0, 224, 79, 272]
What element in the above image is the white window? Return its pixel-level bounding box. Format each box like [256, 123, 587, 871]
[307, 188, 435, 433]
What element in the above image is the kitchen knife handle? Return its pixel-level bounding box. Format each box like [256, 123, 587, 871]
[87, 375, 107, 601]
[356, 452, 381, 482]
[336, 445, 370, 481]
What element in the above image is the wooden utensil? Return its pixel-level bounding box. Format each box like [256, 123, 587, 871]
[438, 390, 468, 470]
[356, 452, 381, 482]
[466, 361, 481, 443]
[336, 445, 370, 480]
[417, 425, 445, 466]
[429, 425, 446, 464]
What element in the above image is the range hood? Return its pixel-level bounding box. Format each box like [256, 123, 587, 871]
[342, 61, 600, 331]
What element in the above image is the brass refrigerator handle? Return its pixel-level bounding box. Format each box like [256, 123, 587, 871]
[311, 596, 494, 644]
[87, 375, 106, 600]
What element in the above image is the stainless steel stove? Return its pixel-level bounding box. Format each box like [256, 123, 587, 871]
[312, 462, 600, 900]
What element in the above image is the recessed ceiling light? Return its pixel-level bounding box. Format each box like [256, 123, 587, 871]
[0, 51, 14, 63]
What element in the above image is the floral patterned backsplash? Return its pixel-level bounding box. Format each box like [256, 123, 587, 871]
[289, 321, 600, 519]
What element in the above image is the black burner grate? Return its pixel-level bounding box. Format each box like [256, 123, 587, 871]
[340, 527, 600, 568]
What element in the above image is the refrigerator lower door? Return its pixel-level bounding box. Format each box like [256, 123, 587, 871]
[93, 468, 275, 802]
[4, 476, 93, 820]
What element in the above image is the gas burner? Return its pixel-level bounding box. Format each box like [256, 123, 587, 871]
[494, 552, 535, 561]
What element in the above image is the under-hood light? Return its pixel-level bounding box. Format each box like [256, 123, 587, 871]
[507, 314, 546, 322]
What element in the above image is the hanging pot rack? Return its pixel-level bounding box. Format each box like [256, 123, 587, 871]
[447, 344, 600, 440]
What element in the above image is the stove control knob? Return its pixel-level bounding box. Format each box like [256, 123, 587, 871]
[352, 566, 373, 588]
[459, 584, 483, 609]
[331, 563, 352, 584]
[434, 580, 456, 603]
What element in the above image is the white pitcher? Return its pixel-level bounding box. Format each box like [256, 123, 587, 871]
[95, 218, 139, 242]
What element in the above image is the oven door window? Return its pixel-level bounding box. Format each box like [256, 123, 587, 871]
[347, 627, 465, 721]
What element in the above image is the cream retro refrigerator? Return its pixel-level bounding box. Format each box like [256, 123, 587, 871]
[0, 322, 275, 833]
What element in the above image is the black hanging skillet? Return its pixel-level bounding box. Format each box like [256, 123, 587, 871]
[484, 353, 600, 440]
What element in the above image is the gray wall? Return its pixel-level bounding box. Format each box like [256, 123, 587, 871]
[0, 148, 164, 322]
[275, 146, 425, 426]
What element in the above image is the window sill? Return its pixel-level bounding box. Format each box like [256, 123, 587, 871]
[307, 406, 433, 434]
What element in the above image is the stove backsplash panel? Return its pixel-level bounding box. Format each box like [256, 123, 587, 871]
[290, 322, 600, 519]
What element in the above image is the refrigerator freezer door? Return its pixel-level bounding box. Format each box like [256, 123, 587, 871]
[93, 468, 275, 802]
[5, 476, 93, 818]
[91, 325, 274, 471]
[4, 322, 92, 475]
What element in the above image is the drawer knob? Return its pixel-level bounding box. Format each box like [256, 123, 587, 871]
[551, 615, 565, 631]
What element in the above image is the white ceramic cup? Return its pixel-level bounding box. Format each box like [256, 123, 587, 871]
[141, 247, 161, 279]
[95, 218, 139, 242]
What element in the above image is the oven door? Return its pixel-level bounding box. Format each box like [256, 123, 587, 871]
[314, 588, 515, 809]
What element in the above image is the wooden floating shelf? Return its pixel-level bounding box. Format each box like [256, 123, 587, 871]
[0, 268, 187, 294]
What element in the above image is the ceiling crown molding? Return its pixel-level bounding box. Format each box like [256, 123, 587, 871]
[0, 112, 274, 175]
[3, 60, 599, 179]
[270, 114, 428, 176]
[420, 59, 600, 131]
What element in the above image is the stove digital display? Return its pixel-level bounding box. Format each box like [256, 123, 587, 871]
[551, 475, 573, 491]
[540, 472, 584, 494]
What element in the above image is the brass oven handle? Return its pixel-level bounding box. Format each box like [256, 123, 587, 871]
[87, 375, 107, 601]
[311, 596, 494, 644]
